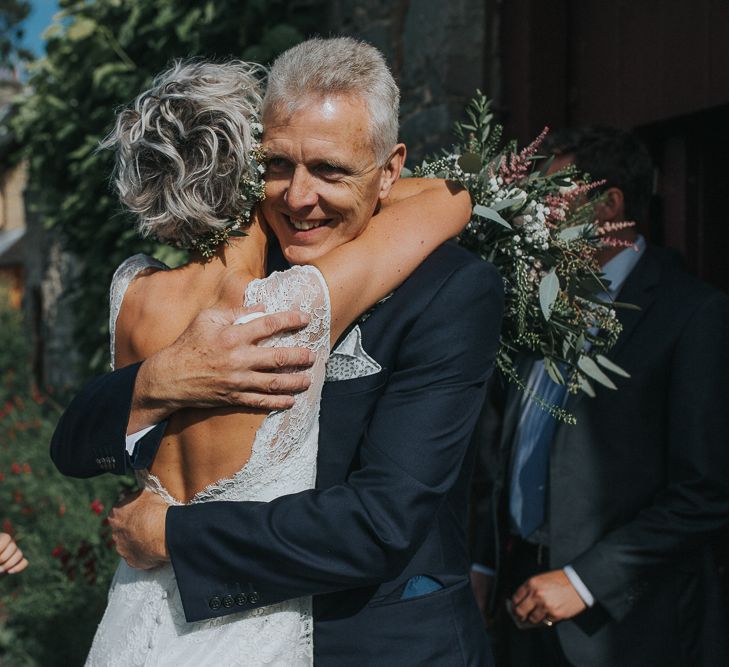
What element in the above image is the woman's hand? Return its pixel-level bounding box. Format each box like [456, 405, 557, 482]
[0, 532, 28, 575]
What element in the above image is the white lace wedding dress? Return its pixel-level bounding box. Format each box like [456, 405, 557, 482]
[85, 254, 331, 667]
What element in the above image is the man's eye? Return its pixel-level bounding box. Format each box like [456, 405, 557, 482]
[315, 163, 346, 177]
[265, 157, 291, 172]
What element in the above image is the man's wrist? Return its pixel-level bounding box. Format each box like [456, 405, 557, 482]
[563, 565, 595, 607]
[128, 354, 178, 433]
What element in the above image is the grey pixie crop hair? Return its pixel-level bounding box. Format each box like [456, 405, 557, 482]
[263, 37, 400, 164]
[102, 59, 264, 246]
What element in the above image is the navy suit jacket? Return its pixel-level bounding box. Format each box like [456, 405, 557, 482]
[52, 242, 503, 666]
[473, 246, 729, 667]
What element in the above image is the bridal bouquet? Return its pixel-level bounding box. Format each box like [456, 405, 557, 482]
[414, 93, 633, 422]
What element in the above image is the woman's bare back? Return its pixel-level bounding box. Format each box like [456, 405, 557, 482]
[113, 257, 268, 503]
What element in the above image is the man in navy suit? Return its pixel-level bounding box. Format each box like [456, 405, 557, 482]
[470, 127, 729, 666]
[52, 37, 503, 665]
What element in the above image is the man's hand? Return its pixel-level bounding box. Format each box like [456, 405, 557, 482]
[129, 306, 316, 432]
[108, 490, 170, 570]
[470, 569, 495, 627]
[511, 569, 586, 625]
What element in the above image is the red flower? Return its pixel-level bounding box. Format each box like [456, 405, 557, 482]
[10, 463, 20, 475]
[31, 384, 46, 405]
[2, 519, 13, 535]
[51, 545, 64, 558]
[0, 472, 5, 482]
[58, 504, 66, 517]
[90, 499, 105, 515]
[22, 463, 31, 474]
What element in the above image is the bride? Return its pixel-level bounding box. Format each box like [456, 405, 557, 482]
[85, 60, 471, 665]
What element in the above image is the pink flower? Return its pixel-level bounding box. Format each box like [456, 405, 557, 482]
[90, 499, 105, 515]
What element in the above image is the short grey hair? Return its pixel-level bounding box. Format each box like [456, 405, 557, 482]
[263, 37, 400, 164]
[102, 59, 264, 246]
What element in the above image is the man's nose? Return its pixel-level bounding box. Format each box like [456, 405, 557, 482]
[284, 166, 318, 211]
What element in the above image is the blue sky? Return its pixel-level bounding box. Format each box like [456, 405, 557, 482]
[22, 0, 60, 56]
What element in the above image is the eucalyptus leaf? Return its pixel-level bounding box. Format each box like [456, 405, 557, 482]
[458, 152, 482, 173]
[558, 223, 591, 241]
[473, 204, 511, 229]
[539, 155, 555, 175]
[577, 356, 617, 390]
[492, 197, 526, 212]
[578, 374, 597, 398]
[608, 301, 642, 311]
[544, 357, 565, 385]
[538, 270, 560, 321]
[595, 354, 631, 378]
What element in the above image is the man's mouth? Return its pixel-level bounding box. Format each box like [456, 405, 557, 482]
[287, 217, 330, 231]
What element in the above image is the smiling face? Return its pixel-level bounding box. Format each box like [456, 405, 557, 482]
[261, 94, 402, 264]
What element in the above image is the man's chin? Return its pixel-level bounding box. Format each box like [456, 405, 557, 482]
[281, 244, 329, 266]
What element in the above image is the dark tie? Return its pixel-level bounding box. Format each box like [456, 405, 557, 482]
[508, 361, 568, 539]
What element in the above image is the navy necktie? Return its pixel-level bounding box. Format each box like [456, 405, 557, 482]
[509, 361, 568, 539]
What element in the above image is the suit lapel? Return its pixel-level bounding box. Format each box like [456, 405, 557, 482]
[605, 247, 661, 358]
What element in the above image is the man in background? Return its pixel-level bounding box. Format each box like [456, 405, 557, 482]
[471, 126, 729, 666]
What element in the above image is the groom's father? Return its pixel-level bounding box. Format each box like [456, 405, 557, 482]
[52, 38, 503, 665]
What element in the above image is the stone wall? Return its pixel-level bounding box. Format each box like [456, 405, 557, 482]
[327, 0, 490, 164]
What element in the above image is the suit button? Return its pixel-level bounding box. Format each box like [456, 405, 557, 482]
[222, 595, 234, 608]
[209, 596, 222, 610]
[234, 594, 247, 606]
[248, 592, 259, 604]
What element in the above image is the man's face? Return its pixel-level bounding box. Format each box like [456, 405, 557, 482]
[261, 95, 396, 264]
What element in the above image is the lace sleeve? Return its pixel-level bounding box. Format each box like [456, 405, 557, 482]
[244, 265, 331, 466]
[109, 254, 167, 370]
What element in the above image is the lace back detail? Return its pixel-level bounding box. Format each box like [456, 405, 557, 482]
[109, 254, 167, 370]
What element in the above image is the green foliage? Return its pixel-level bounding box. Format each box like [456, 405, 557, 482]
[0, 0, 33, 68]
[0, 283, 128, 666]
[7, 0, 327, 376]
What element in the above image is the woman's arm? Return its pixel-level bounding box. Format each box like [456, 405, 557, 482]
[313, 178, 471, 342]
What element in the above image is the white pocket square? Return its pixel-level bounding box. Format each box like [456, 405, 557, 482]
[325, 325, 382, 382]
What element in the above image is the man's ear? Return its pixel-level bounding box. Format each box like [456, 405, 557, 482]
[378, 143, 407, 200]
[595, 187, 625, 222]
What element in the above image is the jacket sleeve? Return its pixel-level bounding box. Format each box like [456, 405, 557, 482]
[50, 362, 164, 477]
[571, 292, 729, 621]
[166, 259, 505, 622]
